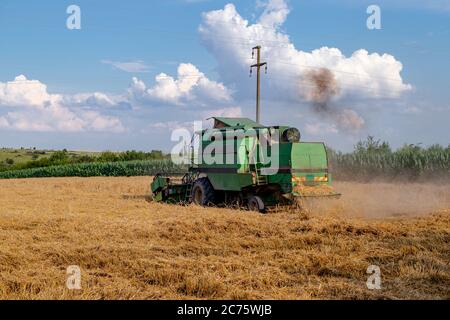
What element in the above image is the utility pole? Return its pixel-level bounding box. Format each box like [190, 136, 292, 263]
[250, 46, 267, 124]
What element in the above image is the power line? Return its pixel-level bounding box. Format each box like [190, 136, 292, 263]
[5, 19, 449, 53]
[265, 74, 411, 97]
[0, 23, 418, 85]
[146, 72, 411, 98]
[0, 62, 411, 96]
[230, 52, 410, 84]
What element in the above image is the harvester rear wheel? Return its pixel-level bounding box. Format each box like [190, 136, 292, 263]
[247, 196, 266, 214]
[191, 178, 216, 206]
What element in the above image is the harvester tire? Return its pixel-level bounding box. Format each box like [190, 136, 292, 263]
[247, 195, 266, 214]
[191, 178, 216, 206]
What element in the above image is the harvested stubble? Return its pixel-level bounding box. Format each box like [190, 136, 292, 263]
[0, 177, 449, 300]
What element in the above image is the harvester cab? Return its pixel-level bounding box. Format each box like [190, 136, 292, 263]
[151, 117, 340, 213]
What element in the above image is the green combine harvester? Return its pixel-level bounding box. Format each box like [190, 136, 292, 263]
[151, 117, 340, 213]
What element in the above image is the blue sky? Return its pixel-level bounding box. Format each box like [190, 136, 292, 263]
[0, 0, 449, 152]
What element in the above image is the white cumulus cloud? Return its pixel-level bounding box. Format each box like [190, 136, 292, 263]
[0, 75, 125, 132]
[258, 0, 290, 28]
[199, 1, 412, 132]
[0, 1, 417, 138]
[128, 63, 233, 106]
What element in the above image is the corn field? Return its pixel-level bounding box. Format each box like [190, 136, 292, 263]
[0, 138, 448, 181]
[329, 139, 450, 181]
[0, 160, 187, 179]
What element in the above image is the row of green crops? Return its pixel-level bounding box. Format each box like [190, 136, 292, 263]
[0, 160, 187, 179]
[328, 139, 450, 181]
[1, 137, 448, 181]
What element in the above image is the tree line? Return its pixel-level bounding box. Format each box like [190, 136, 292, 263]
[0, 149, 167, 173]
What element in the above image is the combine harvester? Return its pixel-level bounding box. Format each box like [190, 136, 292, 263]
[151, 117, 340, 213]
[151, 46, 339, 212]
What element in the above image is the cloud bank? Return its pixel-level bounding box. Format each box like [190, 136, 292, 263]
[0, 75, 124, 132]
[0, 0, 413, 138]
[199, 1, 412, 132]
[0, 64, 237, 133]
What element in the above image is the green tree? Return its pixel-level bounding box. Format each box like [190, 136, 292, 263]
[49, 150, 69, 163]
[98, 151, 119, 162]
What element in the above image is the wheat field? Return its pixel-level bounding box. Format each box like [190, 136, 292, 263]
[0, 177, 449, 300]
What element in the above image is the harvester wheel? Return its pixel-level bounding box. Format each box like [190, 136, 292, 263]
[247, 196, 266, 214]
[191, 178, 216, 206]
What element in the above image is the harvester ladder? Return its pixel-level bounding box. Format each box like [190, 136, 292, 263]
[256, 169, 268, 185]
[249, 145, 268, 186]
[185, 183, 193, 203]
[183, 172, 198, 203]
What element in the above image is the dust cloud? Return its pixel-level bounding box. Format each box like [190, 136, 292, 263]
[304, 182, 450, 218]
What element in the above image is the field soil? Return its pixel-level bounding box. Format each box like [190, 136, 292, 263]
[0, 177, 449, 299]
